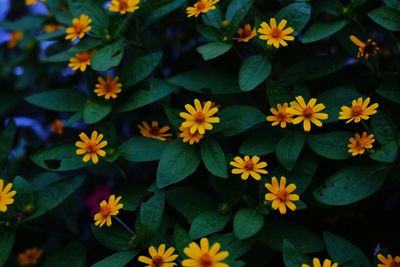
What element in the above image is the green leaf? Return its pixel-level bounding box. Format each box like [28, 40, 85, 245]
[371, 112, 397, 145]
[91, 224, 132, 251]
[92, 250, 138, 267]
[276, 130, 306, 170]
[239, 127, 282, 156]
[323, 232, 370, 267]
[302, 20, 349, 43]
[196, 24, 222, 41]
[203, 9, 223, 28]
[119, 137, 168, 162]
[282, 239, 311, 267]
[174, 225, 192, 258]
[117, 79, 176, 113]
[369, 141, 398, 163]
[169, 69, 240, 95]
[376, 73, 400, 103]
[36, 29, 66, 41]
[209, 233, 255, 260]
[12, 176, 34, 212]
[141, 0, 186, 29]
[307, 131, 352, 160]
[0, 119, 16, 167]
[140, 187, 165, 233]
[384, 0, 400, 9]
[190, 211, 230, 239]
[0, 231, 15, 266]
[44, 50, 76, 62]
[120, 52, 163, 88]
[215, 106, 265, 136]
[25, 89, 87, 112]
[196, 42, 232, 61]
[43, 242, 86, 267]
[266, 81, 310, 107]
[31, 143, 87, 171]
[233, 208, 264, 240]
[225, 0, 254, 37]
[313, 165, 389, 206]
[275, 2, 311, 35]
[27, 176, 85, 220]
[368, 6, 400, 31]
[239, 56, 271, 92]
[259, 219, 324, 253]
[83, 99, 111, 124]
[0, 16, 45, 31]
[156, 140, 201, 188]
[200, 138, 228, 178]
[91, 39, 125, 71]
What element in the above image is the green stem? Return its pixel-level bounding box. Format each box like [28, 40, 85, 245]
[361, 120, 373, 135]
[115, 216, 135, 236]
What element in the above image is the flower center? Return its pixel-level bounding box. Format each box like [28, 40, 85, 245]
[244, 160, 254, 171]
[78, 53, 90, 62]
[73, 22, 85, 34]
[86, 142, 97, 154]
[277, 189, 289, 202]
[278, 112, 287, 120]
[152, 255, 164, 267]
[120, 0, 128, 9]
[271, 28, 282, 39]
[303, 106, 314, 118]
[199, 253, 213, 267]
[100, 206, 111, 217]
[150, 126, 160, 136]
[390, 262, 400, 267]
[351, 105, 363, 116]
[194, 112, 205, 123]
[196, 1, 206, 10]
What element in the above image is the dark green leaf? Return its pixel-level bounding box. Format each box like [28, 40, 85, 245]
[276, 3, 311, 35]
[43, 242, 86, 267]
[91, 39, 125, 71]
[0, 231, 15, 266]
[209, 233, 255, 260]
[91, 224, 132, 251]
[202, 9, 223, 28]
[233, 209, 264, 240]
[83, 99, 111, 124]
[239, 127, 282, 156]
[369, 141, 398, 163]
[119, 137, 168, 162]
[25, 89, 87, 112]
[276, 130, 306, 170]
[140, 187, 165, 233]
[197, 42, 232, 61]
[12, 176, 34, 212]
[376, 73, 400, 103]
[239, 56, 271, 92]
[141, 0, 186, 29]
[226, 0, 254, 37]
[368, 6, 400, 31]
[371, 112, 397, 145]
[307, 131, 352, 160]
[92, 250, 138, 267]
[190, 211, 230, 239]
[302, 20, 349, 43]
[200, 138, 228, 178]
[196, 24, 222, 42]
[282, 239, 311, 267]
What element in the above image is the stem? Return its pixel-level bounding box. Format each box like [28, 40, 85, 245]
[115, 216, 135, 236]
[239, 180, 248, 209]
[361, 120, 373, 135]
[232, 46, 244, 61]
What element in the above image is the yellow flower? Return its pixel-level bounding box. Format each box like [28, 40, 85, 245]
[348, 132, 375, 156]
[258, 18, 295, 48]
[75, 131, 107, 164]
[377, 254, 400, 267]
[302, 258, 338, 267]
[138, 121, 173, 141]
[65, 14, 92, 41]
[68, 51, 93, 72]
[229, 155, 268, 181]
[93, 195, 123, 227]
[109, 0, 140, 14]
[182, 237, 229, 267]
[266, 103, 293, 128]
[186, 0, 220, 18]
[43, 24, 64, 33]
[339, 97, 379, 123]
[179, 126, 204, 145]
[265, 176, 299, 214]
[138, 244, 178, 267]
[0, 179, 16, 212]
[180, 99, 220, 134]
[94, 74, 122, 100]
[233, 24, 257, 43]
[25, 0, 45, 5]
[349, 35, 380, 59]
[286, 96, 328, 132]
[8, 31, 23, 48]
[17, 248, 43, 266]
[51, 119, 64, 135]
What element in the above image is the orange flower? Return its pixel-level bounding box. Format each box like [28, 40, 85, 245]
[179, 126, 203, 145]
[51, 120, 64, 135]
[348, 132, 375, 156]
[138, 121, 173, 141]
[109, 0, 140, 14]
[94, 74, 122, 99]
[258, 18, 294, 48]
[233, 24, 257, 43]
[8, 31, 23, 48]
[349, 35, 380, 59]
[68, 51, 93, 72]
[266, 103, 293, 128]
[65, 14, 92, 41]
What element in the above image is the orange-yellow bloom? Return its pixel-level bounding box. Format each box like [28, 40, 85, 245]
[186, 0, 219, 18]
[348, 132, 375, 156]
[258, 18, 294, 48]
[25, 0, 45, 5]
[17, 248, 43, 266]
[51, 119, 64, 135]
[94, 74, 122, 99]
[230, 155, 268, 181]
[182, 238, 229, 267]
[377, 254, 400, 267]
[93, 195, 123, 227]
[75, 131, 107, 164]
[266, 103, 293, 128]
[180, 99, 220, 134]
[349, 35, 380, 59]
[339, 97, 379, 123]
[65, 14, 92, 41]
[109, 0, 140, 14]
[8, 31, 23, 48]
[233, 24, 257, 43]
[0, 179, 16, 212]
[302, 258, 338, 267]
[138, 121, 173, 141]
[138, 244, 179, 267]
[265, 176, 299, 214]
[179, 126, 204, 145]
[286, 96, 328, 132]
[68, 51, 93, 72]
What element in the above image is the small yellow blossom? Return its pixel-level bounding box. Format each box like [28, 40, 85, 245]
[68, 51, 93, 72]
[180, 99, 220, 134]
[75, 131, 107, 164]
[233, 24, 257, 43]
[0, 179, 16, 212]
[339, 97, 379, 123]
[182, 237, 229, 267]
[349, 35, 380, 59]
[265, 176, 299, 214]
[51, 119, 64, 135]
[186, 0, 220, 18]
[93, 195, 123, 227]
[8, 31, 23, 48]
[230, 155, 268, 181]
[109, 0, 140, 14]
[65, 14, 92, 41]
[377, 254, 400, 267]
[17, 248, 43, 266]
[138, 244, 179, 267]
[266, 103, 293, 128]
[348, 132, 375, 156]
[94, 74, 122, 100]
[138, 121, 173, 141]
[179, 126, 204, 145]
[302, 258, 338, 267]
[258, 18, 295, 48]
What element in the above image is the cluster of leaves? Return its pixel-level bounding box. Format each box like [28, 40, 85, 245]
[1, 0, 400, 266]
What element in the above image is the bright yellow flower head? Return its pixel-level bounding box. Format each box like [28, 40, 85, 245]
[230, 155, 268, 181]
[186, 0, 220, 18]
[138, 121, 173, 141]
[349, 35, 380, 60]
[179, 126, 204, 145]
[0, 179, 16, 212]
[302, 258, 338, 267]
[182, 237, 229, 267]
[286, 96, 328, 132]
[68, 51, 93, 72]
[65, 14, 92, 41]
[266, 103, 293, 128]
[51, 119, 64, 135]
[180, 99, 220, 134]
[8, 31, 23, 49]
[258, 18, 295, 48]
[339, 97, 379, 124]
[94, 195, 123, 227]
[377, 253, 400, 267]
[265, 176, 299, 214]
[348, 132, 375, 156]
[75, 131, 107, 164]
[44, 24, 64, 33]
[138, 244, 179, 267]
[94, 74, 122, 100]
[17, 248, 43, 266]
[109, 0, 140, 15]
[233, 24, 257, 43]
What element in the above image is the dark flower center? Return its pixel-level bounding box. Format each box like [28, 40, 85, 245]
[194, 112, 205, 123]
[120, 0, 128, 9]
[391, 262, 400, 267]
[78, 53, 90, 62]
[196, 1, 206, 10]
[150, 126, 160, 136]
[271, 28, 282, 38]
[244, 160, 254, 170]
[100, 206, 111, 217]
[277, 189, 289, 202]
[303, 106, 314, 118]
[152, 255, 164, 267]
[199, 253, 213, 267]
[351, 105, 363, 116]
[86, 142, 97, 154]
